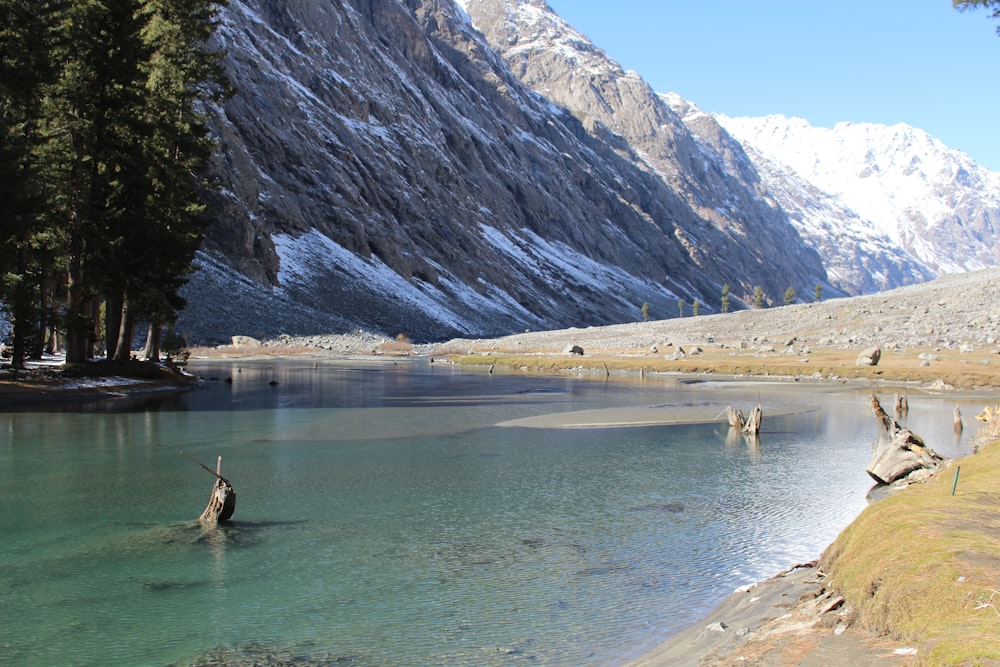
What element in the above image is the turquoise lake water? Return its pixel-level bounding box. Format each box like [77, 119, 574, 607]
[0, 360, 982, 666]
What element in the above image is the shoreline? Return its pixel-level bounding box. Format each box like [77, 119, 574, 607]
[2, 347, 996, 664]
[623, 429, 1000, 666]
[621, 560, 915, 667]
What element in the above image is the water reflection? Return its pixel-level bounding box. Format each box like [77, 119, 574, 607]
[0, 361, 988, 667]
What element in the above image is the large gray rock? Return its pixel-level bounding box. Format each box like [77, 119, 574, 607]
[856, 346, 882, 366]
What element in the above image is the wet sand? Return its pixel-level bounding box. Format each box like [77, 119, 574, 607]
[498, 402, 811, 429]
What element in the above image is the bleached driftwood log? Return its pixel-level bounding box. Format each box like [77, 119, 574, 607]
[200, 476, 236, 526]
[894, 393, 909, 419]
[183, 453, 237, 526]
[742, 404, 763, 436]
[867, 395, 943, 485]
[726, 406, 746, 430]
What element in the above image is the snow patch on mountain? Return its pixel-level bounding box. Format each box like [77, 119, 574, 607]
[718, 114, 1000, 275]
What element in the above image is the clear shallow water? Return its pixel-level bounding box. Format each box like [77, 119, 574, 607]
[0, 361, 982, 666]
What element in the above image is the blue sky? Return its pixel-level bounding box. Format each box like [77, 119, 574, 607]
[545, 1, 1000, 171]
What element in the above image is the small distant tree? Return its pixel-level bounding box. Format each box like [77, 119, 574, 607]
[641, 302, 650, 322]
[783, 287, 796, 306]
[721, 283, 731, 313]
[692, 299, 700, 316]
[677, 299, 685, 318]
[814, 283, 823, 302]
[753, 286, 766, 309]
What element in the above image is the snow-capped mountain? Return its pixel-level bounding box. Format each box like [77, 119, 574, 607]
[177, 0, 836, 343]
[718, 115, 1000, 276]
[169, 0, 997, 343]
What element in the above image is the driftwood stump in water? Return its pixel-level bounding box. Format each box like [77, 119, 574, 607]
[200, 476, 236, 526]
[894, 393, 909, 419]
[725, 404, 762, 435]
[742, 405, 762, 436]
[183, 453, 236, 526]
[726, 406, 745, 430]
[867, 395, 943, 485]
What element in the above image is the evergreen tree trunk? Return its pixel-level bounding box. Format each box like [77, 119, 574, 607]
[105, 291, 124, 359]
[90, 298, 104, 358]
[143, 320, 162, 362]
[65, 244, 88, 364]
[39, 276, 53, 356]
[113, 296, 136, 362]
[9, 302, 28, 371]
[84, 298, 101, 359]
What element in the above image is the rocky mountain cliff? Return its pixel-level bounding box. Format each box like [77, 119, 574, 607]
[177, 0, 832, 344]
[174, 0, 996, 345]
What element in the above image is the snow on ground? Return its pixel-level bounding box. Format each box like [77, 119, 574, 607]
[272, 229, 472, 332]
[2, 354, 156, 391]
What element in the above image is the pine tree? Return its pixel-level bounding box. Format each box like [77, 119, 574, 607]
[753, 286, 765, 308]
[721, 283, 730, 313]
[783, 287, 795, 306]
[0, 0, 61, 369]
[45, 0, 150, 363]
[814, 283, 823, 302]
[692, 299, 700, 316]
[1, 0, 228, 366]
[111, 0, 229, 360]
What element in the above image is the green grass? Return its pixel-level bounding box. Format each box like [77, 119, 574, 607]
[819, 440, 1000, 665]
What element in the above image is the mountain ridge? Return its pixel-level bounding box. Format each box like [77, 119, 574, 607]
[717, 113, 1000, 275]
[170, 0, 998, 345]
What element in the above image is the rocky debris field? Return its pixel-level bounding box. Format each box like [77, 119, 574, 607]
[192, 268, 1000, 385]
[191, 331, 393, 357]
[436, 268, 1000, 358]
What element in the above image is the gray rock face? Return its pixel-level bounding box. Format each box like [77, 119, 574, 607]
[461, 0, 830, 304]
[179, 0, 831, 343]
[175, 0, 994, 345]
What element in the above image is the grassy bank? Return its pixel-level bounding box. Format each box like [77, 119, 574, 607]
[819, 437, 1000, 665]
[442, 345, 1000, 390]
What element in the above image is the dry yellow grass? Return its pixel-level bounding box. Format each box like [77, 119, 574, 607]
[819, 439, 1000, 666]
[441, 344, 1000, 390]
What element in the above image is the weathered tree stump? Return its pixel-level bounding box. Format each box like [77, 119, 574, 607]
[742, 404, 763, 436]
[726, 406, 746, 429]
[183, 453, 237, 526]
[199, 477, 236, 526]
[867, 395, 943, 485]
[894, 393, 908, 419]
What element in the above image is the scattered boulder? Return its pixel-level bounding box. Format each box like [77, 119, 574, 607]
[856, 346, 881, 366]
[231, 335, 262, 348]
[976, 404, 1000, 442]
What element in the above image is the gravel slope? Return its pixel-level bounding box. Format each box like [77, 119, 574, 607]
[435, 268, 1000, 356]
